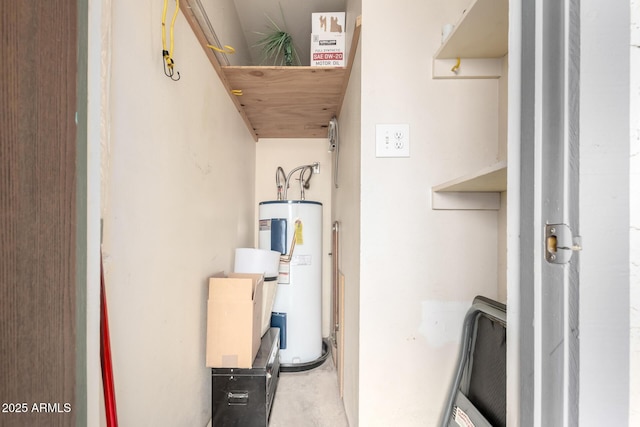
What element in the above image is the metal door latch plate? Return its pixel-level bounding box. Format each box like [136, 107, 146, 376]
[545, 224, 582, 264]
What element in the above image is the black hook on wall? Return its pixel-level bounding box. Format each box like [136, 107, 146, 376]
[162, 50, 180, 81]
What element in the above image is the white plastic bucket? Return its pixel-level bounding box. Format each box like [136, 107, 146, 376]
[234, 248, 282, 336]
[234, 248, 281, 279]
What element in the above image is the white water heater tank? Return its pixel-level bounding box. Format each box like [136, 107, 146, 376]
[258, 200, 322, 365]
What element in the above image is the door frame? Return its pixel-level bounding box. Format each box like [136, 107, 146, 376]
[512, 1, 581, 425]
[83, 0, 104, 425]
[508, 0, 632, 425]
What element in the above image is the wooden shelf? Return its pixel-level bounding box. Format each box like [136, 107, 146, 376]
[432, 0, 508, 79]
[433, 161, 507, 192]
[221, 66, 347, 139]
[181, 0, 361, 141]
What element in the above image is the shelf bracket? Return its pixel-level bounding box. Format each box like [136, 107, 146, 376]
[432, 58, 503, 79]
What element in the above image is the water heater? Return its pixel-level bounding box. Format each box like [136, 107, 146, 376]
[258, 200, 322, 365]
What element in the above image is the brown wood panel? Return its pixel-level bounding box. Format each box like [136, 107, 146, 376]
[1, 1, 77, 426]
[222, 66, 346, 139]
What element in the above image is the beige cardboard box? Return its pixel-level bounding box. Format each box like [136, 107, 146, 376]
[206, 273, 264, 368]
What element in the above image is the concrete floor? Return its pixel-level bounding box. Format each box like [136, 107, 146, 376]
[269, 356, 349, 427]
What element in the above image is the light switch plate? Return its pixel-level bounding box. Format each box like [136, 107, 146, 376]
[375, 124, 410, 158]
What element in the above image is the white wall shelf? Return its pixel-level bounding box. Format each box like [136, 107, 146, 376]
[433, 161, 507, 192]
[432, 0, 508, 79]
[431, 161, 506, 210]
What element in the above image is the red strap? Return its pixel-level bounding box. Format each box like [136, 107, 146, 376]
[101, 252, 118, 426]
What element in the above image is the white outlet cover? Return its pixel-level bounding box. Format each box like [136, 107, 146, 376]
[375, 124, 410, 158]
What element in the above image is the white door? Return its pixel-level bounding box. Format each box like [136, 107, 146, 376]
[514, 0, 581, 425]
[511, 0, 632, 426]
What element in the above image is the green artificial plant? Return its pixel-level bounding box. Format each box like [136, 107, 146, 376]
[254, 11, 300, 66]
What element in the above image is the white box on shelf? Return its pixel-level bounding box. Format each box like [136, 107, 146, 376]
[311, 12, 346, 67]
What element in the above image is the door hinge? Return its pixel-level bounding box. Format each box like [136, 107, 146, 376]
[545, 223, 582, 264]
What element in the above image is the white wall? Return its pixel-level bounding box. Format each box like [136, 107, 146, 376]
[254, 138, 334, 336]
[498, 55, 509, 303]
[201, 0, 252, 66]
[357, 0, 501, 424]
[630, 0, 639, 423]
[100, 0, 256, 424]
[580, 0, 631, 424]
